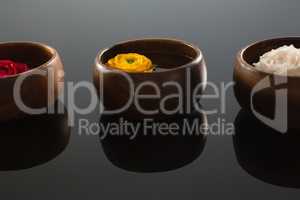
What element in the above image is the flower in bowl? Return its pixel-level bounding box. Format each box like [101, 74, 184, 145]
[106, 53, 154, 73]
[0, 60, 28, 78]
[94, 38, 207, 119]
[0, 42, 64, 121]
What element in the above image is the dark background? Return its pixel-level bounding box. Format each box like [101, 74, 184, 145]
[1, 0, 300, 199]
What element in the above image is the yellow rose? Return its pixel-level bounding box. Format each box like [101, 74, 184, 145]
[107, 53, 153, 72]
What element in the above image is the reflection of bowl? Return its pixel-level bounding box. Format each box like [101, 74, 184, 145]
[94, 38, 207, 118]
[234, 37, 300, 128]
[99, 111, 207, 173]
[0, 103, 70, 171]
[0, 42, 64, 121]
[234, 110, 300, 188]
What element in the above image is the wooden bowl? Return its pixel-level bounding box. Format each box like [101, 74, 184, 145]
[0, 42, 64, 121]
[94, 38, 207, 118]
[234, 37, 300, 129]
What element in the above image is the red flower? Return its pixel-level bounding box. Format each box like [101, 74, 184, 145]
[0, 60, 28, 78]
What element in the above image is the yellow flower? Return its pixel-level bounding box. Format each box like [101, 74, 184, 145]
[107, 53, 153, 73]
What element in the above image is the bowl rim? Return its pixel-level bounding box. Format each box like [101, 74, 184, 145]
[238, 36, 300, 78]
[0, 41, 58, 79]
[95, 37, 203, 74]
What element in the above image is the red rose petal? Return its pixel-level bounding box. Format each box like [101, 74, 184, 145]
[0, 60, 28, 78]
[15, 62, 29, 73]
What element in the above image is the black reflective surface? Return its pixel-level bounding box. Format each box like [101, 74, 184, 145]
[234, 110, 300, 188]
[1, 0, 300, 199]
[100, 112, 207, 172]
[0, 107, 70, 171]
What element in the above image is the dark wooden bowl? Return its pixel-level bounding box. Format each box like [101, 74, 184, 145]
[234, 37, 300, 129]
[94, 38, 207, 118]
[0, 42, 64, 121]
